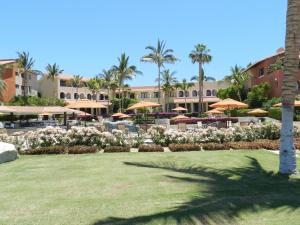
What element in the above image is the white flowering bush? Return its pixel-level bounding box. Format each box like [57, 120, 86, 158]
[147, 125, 167, 145]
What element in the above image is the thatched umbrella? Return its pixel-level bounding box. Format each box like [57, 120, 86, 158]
[112, 112, 127, 117]
[247, 109, 268, 116]
[273, 101, 300, 107]
[210, 98, 248, 116]
[126, 101, 160, 111]
[172, 115, 189, 120]
[172, 106, 187, 112]
[205, 109, 224, 115]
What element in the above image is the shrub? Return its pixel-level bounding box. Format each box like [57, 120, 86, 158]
[255, 139, 279, 150]
[23, 146, 67, 155]
[268, 107, 281, 120]
[67, 146, 101, 154]
[169, 144, 201, 152]
[227, 141, 262, 150]
[104, 146, 130, 153]
[138, 144, 164, 152]
[201, 143, 229, 151]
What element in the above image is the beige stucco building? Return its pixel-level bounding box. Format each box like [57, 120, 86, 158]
[39, 74, 229, 115]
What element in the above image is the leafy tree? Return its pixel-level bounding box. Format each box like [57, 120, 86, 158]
[45, 63, 63, 97]
[112, 53, 142, 111]
[141, 39, 178, 105]
[263, 97, 282, 109]
[189, 44, 212, 114]
[160, 70, 177, 112]
[8, 96, 65, 106]
[175, 79, 194, 109]
[17, 52, 42, 97]
[246, 82, 271, 108]
[224, 65, 249, 101]
[71, 75, 83, 100]
[217, 86, 240, 100]
[279, 0, 300, 174]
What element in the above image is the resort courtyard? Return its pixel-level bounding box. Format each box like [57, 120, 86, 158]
[1, 150, 300, 225]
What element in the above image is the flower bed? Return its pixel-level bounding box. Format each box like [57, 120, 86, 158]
[170, 117, 239, 125]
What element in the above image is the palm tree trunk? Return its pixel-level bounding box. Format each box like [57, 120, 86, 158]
[158, 65, 161, 105]
[23, 73, 28, 97]
[198, 62, 203, 115]
[118, 86, 121, 112]
[107, 88, 110, 114]
[279, 0, 300, 175]
[184, 92, 187, 110]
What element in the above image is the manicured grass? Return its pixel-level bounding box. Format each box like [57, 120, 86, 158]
[1, 151, 300, 225]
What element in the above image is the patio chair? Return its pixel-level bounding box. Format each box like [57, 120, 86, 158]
[178, 123, 187, 132]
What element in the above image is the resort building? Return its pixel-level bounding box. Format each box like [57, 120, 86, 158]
[0, 59, 39, 102]
[245, 48, 300, 98]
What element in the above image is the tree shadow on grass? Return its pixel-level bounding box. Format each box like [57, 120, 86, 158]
[93, 157, 300, 225]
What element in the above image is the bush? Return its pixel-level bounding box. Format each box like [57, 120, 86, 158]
[255, 139, 279, 150]
[268, 107, 281, 120]
[169, 144, 201, 152]
[138, 144, 164, 152]
[201, 143, 229, 151]
[104, 146, 130, 153]
[227, 141, 262, 150]
[67, 146, 101, 154]
[230, 109, 250, 117]
[23, 146, 66, 155]
[246, 82, 271, 108]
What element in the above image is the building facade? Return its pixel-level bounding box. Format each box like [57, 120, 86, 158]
[245, 48, 300, 98]
[0, 59, 39, 102]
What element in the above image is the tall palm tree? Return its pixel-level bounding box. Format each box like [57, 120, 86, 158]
[189, 44, 212, 115]
[191, 69, 216, 82]
[86, 78, 99, 97]
[160, 70, 177, 112]
[279, 0, 300, 175]
[71, 75, 83, 100]
[112, 53, 142, 112]
[0, 65, 7, 98]
[45, 63, 64, 98]
[175, 79, 194, 110]
[224, 65, 249, 101]
[17, 52, 42, 97]
[141, 39, 178, 105]
[99, 69, 117, 114]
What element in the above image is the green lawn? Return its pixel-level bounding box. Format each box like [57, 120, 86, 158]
[1, 151, 300, 225]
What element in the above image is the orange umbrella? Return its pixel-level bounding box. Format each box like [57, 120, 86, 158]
[119, 114, 131, 119]
[126, 101, 161, 110]
[210, 98, 248, 109]
[112, 112, 127, 117]
[214, 107, 226, 111]
[247, 109, 268, 116]
[172, 115, 189, 120]
[66, 100, 106, 109]
[172, 106, 187, 112]
[273, 101, 300, 107]
[205, 109, 224, 114]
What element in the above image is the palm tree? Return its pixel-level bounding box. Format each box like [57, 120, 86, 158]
[279, 0, 300, 175]
[45, 63, 64, 98]
[160, 70, 177, 112]
[191, 69, 216, 82]
[175, 79, 194, 110]
[189, 44, 212, 115]
[17, 52, 42, 97]
[86, 78, 99, 98]
[141, 39, 178, 105]
[0, 65, 7, 98]
[71, 75, 83, 100]
[224, 65, 249, 101]
[99, 69, 117, 114]
[112, 53, 142, 112]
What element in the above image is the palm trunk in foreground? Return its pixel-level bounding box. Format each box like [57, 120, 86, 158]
[158, 65, 161, 105]
[279, 0, 300, 175]
[198, 63, 203, 115]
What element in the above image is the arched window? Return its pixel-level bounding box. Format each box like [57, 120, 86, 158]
[212, 89, 217, 96]
[60, 92, 65, 99]
[192, 90, 198, 97]
[66, 93, 71, 99]
[185, 91, 189, 97]
[74, 93, 79, 99]
[206, 90, 212, 96]
[100, 94, 104, 100]
[80, 93, 85, 99]
[178, 91, 184, 97]
[92, 94, 97, 100]
[87, 94, 91, 100]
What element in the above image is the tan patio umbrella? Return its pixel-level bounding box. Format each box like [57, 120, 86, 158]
[119, 114, 131, 119]
[172, 115, 189, 120]
[247, 109, 268, 116]
[205, 109, 224, 115]
[210, 98, 248, 109]
[126, 101, 161, 111]
[214, 107, 226, 111]
[273, 101, 300, 107]
[66, 100, 106, 109]
[112, 112, 127, 117]
[172, 106, 187, 112]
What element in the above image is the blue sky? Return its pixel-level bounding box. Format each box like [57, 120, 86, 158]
[0, 0, 286, 86]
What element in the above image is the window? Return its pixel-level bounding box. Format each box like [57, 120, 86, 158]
[178, 91, 184, 97]
[21, 86, 24, 90]
[60, 92, 65, 99]
[212, 89, 217, 96]
[74, 93, 79, 99]
[100, 94, 104, 100]
[16, 84, 19, 89]
[140, 92, 149, 99]
[185, 91, 189, 97]
[66, 93, 71, 99]
[60, 80, 67, 87]
[153, 92, 160, 98]
[259, 68, 265, 77]
[80, 93, 85, 99]
[87, 94, 91, 100]
[28, 86, 32, 93]
[192, 90, 198, 97]
[92, 94, 97, 100]
[130, 93, 135, 99]
[206, 90, 212, 96]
